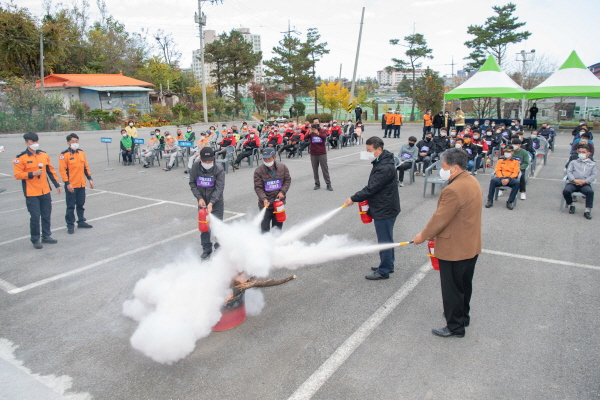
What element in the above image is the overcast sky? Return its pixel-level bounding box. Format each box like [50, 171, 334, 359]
[18, 0, 600, 80]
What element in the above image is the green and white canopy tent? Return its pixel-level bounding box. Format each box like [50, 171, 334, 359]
[526, 50, 600, 100]
[444, 55, 526, 101]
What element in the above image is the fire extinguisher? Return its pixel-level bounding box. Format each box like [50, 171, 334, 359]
[358, 200, 372, 224]
[427, 239, 439, 271]
[198, 207, 210, 233]
[273, 200, 287, 223]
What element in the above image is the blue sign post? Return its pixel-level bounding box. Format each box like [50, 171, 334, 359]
[133, 138, 145, 168]
[178, 140, 193, 163]
[101, 137, 113, 171]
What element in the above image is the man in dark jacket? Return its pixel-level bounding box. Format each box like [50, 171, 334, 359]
[345, 136, 401, 280]
[254, 147, 292, 233]
[433, 111, 444, 136]
[189, 147, 225, 259]
[355, 105, 363, 121]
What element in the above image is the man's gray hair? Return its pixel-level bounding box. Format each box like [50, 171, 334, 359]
[441, 148, 468, 170]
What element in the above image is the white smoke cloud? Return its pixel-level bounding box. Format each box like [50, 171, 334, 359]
[123, 208, 397, 364]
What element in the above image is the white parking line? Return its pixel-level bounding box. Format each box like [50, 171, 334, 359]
[0, 202, 166, 247]
[288, 262, 432, 400]
[0, 191, 107, 215]
[91, 189, 197, 208]
[481, 249, 600, 272]
[2, 212, 245, 294]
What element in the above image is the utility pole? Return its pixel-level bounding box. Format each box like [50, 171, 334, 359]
[348, 7, 365, 120]
[338, 64, 342, 82]
[39, 30, 44, 94]
[195, 0, 221, 124]
[446, 55, 456, 78]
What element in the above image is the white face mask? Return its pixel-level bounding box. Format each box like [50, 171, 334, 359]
[29, 143, 39, 151]
[441, 133, 447, 137]
[129, 123, 134, 126]
[455, 143, 462, 149]
[201, 162, 214, 170]
[580, 132, 586, 135]
[531, 134, 537, 138]
[360, 151, 376, 161]
[70, 143, 79, 150]
[263, 160, 274, 167]
[578, 153, 587, 160]
[487, 132, 492, 136]
[496, 130, 501, 133]
[504, 153, 513, 159]
[439, 166, 453, 181]
[473, 135, 479, 140]
[122, 134, 127, 137]
[250, 134, 254, 138]
[450, 132, 456, 137]
[188, 129, 192, 132]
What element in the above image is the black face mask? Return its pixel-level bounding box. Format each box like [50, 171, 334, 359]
[425, 137, 432, 141]
[408, 142, 415, 147]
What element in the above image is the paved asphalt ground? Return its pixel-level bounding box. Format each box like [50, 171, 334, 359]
[0, 123, 599, 400]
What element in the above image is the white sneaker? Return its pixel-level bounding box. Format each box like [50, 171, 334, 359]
[497, 190, 504, 197]
[520, 192, 526, 200]
[398, 181, 404, 187]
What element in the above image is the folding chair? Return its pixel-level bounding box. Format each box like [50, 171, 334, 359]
[493, 171, 522, 207]
[423, 160, 447, 197]
[215, 145, 235, 173]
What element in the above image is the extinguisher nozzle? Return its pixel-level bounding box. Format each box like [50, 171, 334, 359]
[340, 204, 348, 208]
[398, 241, 414, 246]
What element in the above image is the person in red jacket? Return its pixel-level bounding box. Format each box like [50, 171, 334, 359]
[329, 120, 342, 149]
[471, 131, 489, 173]
[307, 118, 333, 191]
[234, 129, 260, 169]
[279, 127, 305, 158]
[217, 129, 236, 159]
[267, 129, 284, 147]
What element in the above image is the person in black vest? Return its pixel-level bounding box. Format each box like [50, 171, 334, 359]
[189, 147, 225, 260]
[345, 136, 401, 280]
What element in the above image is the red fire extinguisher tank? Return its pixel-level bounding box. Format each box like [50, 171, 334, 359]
[358, 200, 372, 224]
[273, 200, 287, 223]
[428, 239, 440, 270]
[198, 207, 210, 232]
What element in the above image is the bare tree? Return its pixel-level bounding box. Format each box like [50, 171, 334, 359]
[154, 29, 181, 68]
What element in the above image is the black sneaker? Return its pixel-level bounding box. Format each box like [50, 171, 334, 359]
[165, 167, 171, 171]
[371, 266, 394, 273]
[68, 227, 75, 234]
[41, 237, 57, 244]
[507, 201, 515, 210]
[327, 185, 333, 191]
[78, 222, 93, 228]
[485, 199, 493, 208]
[200, 251, 212, 260]
[569, 205, 576, 214]
[584, 211, 592, 220]
[365, 272, 389, 280]
[314, 185, 320, 190]
[184, 169, 188, 174]
[33, 242, 43, 249]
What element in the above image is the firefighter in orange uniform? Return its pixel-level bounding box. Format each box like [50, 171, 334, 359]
[59, 133, 95, 234]
[13, 132, 62, 249]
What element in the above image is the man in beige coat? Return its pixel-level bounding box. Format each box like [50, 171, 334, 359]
[412, 148, 482, 338]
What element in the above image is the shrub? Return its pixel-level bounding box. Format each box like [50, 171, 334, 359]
[171, 104, 190, 117]
[305, 113, 333, 123]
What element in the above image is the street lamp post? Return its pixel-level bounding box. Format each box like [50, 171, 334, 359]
[516, 49, 535, 125]
[195, 2, 209, 124]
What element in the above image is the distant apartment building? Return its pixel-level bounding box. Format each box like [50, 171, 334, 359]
[192, 28, 263, 96]
[588, 62, 600, 79]
[377, 69, 430, 86]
